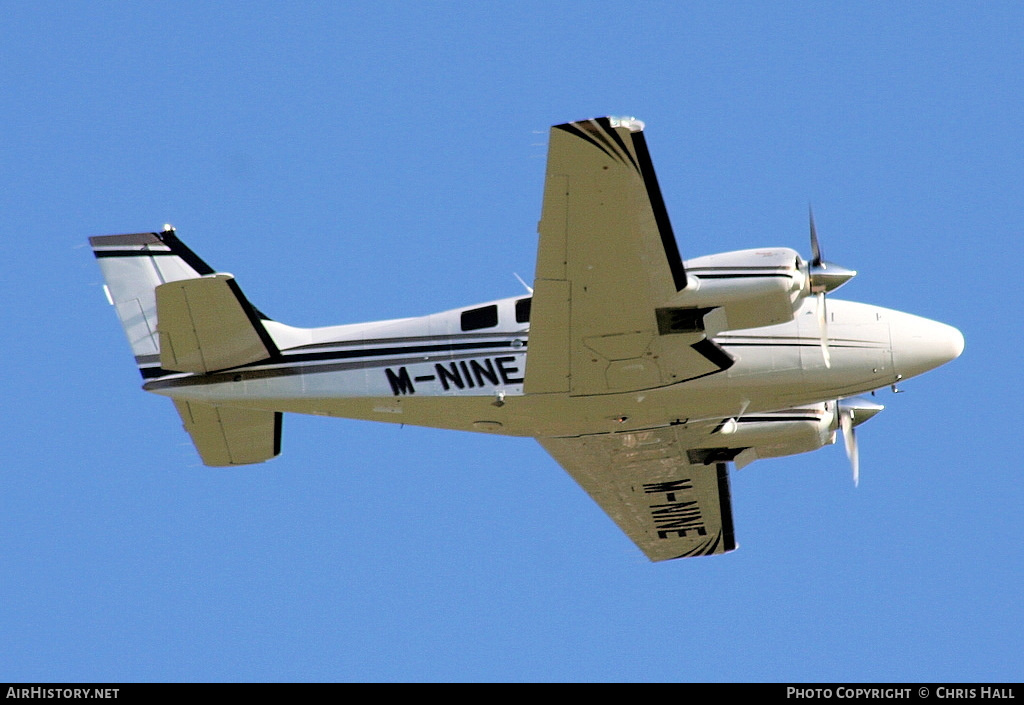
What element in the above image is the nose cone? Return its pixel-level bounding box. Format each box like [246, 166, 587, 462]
[890, 313, 965, 381]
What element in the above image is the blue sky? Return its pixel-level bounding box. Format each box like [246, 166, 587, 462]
[3, 3, 1022, 682]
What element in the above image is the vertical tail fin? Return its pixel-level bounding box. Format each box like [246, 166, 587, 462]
[89, 228, 216, 378]
[91, 228, 287, 465]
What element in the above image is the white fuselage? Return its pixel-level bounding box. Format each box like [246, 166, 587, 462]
[144, 287, 963, 440]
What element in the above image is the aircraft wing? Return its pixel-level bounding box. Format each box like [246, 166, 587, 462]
[526, 117, 732, 397]
[539, 426, 737, 561]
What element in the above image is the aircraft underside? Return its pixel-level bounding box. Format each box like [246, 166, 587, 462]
[90, 116, 962, 561]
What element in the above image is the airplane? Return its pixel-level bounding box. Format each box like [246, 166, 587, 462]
[89, 116, 964, 561]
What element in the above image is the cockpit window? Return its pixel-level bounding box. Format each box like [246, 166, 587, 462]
[461, 304, 498, 331]
[515, 297, 531, 323]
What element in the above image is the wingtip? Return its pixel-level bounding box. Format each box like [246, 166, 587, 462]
[554, 116, 645, 132]
[608, 116, 645, 132]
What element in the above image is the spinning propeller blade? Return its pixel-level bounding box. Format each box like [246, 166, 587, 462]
[806, 208, 856, 368]
[839, 407, 858, 486]
[809, 207, 823, 268]
[835, 397, 884, 487]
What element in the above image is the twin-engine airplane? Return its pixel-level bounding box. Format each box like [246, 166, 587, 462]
[90, 117, 963, 561]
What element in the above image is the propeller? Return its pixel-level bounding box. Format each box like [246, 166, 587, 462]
[806, 208, 857, 368]
[835, 397, 884, 487]
[839, 406, 858, 486]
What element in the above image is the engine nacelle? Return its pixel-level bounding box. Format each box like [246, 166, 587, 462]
[687, 403, 836, 469]
[662, 248, 807, 334]
[687, 397, 884, 470]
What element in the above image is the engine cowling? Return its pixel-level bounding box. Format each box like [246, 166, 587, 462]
[664, 248, 807, 334]
[687, 398, 883, 470]
[709, 403, 834, 469]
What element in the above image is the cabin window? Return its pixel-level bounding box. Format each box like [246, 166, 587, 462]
[515, 297, 531, 323]
[461, 304, 498, 331]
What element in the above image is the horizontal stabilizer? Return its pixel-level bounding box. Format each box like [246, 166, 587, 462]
[156, 274, 280, 373]
[174, 400, 281, 466]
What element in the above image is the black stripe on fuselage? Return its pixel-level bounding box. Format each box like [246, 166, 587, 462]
[286, 330, 525, 352]
[143, 349, 521, 390]
[140, 338, 523, 381]
[281, 338, 521, 365]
